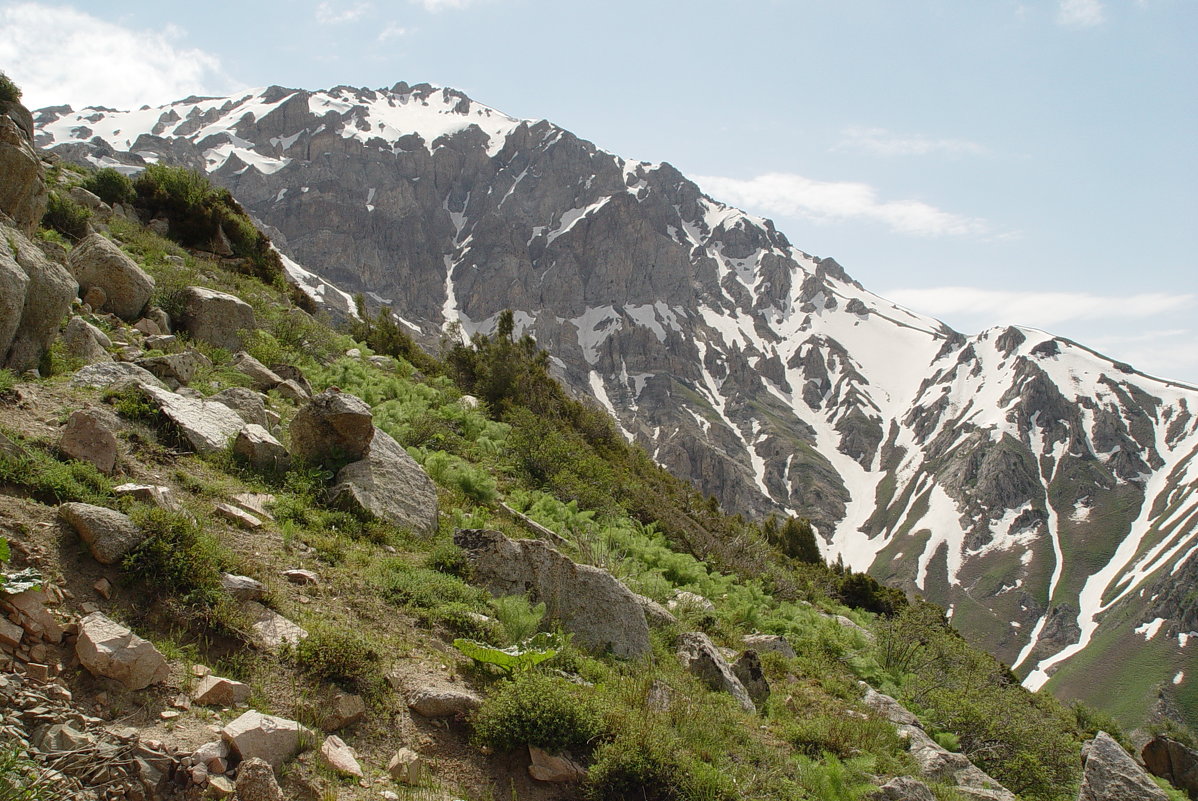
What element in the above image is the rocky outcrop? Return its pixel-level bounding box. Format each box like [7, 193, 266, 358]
[177, 286, 255, 351]
[0, 223, 75, 372]
[1142, 736, 1198, 799]
[329, 427, 438, 535]
[0, 100, 48, 234]
[75, 612, 171, 690]
[675, 631, 755, 712]
[137, 383, 247, 454]
[1078, 732, 1170, 801]
[454, 528, 651, 658]
[66, 233, 155, 321]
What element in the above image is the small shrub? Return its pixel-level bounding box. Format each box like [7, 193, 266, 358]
[425, 538, 468, 577]
[794, 754, 876, 801]
[294, 623, 382, 697]
[41, 192, 91, 241]
[375, 560, 487, 610]
[585, 721, 733, 801]
[933, 731, 962, 752]
[472, 672, 604, 753]
[0, 370, 17, 395]
[491, 594, 545, 645]
[123, 507, 225, 607]
[0, 72, 20, 103]
[80, 168, 136, 206]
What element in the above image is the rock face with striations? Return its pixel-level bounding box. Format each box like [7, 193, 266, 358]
[37, 84, 1198, 719]
[1078, 732, 1170, 801]
[455, 528, 651, 658]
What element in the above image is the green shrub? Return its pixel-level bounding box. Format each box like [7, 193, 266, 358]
[80, 168, 136, 206]
[0, 72, 20, 103]
[0, 439, 113, 505]
[374, 559, 487, 610]
[123, 507, 225, 607]
[793, 754, 876, 801]
[0, 739, 62, 801]
[585, 721, 733, 801]
[472, 672, 604, 753]
[0, 370, 15, 395]
[783, 711, 908, 766]
[425, 538, 468, 577]
[293, 623, 382, 697]
[41, 191, 91, 241]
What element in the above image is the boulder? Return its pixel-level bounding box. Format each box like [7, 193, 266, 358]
[273, 378, 309, 402]
[862, 685, 920, 727]
[221, 710, 312, 769]
[675, 632, 755, 712]
[900, 725, 1015, 801]
[0, 101, 48, 235]
[528, 745, 587, 782]
[1, 226, 76, 372]
[67, 185, 105, 212]
[1142, 736, 1198, 799]
[135, 350, 211, 386]
[71, 361, 168, 390]
[329, 428, 438, 535]
[743, 633, 796, 660]
[2, 590, 63, 643]
[321, 690, 366, 731]
[211, 387, 268, 427]
[220, 573, 266, 602]
[58, 409, 119, 474]
[732, 650, 770, 706]
[75, 611, 170, 690]
[60, 316, 113, 364]
[232, 757, 284, 801]
[192, 674, 252, 707]
[407, 685, 482, 718]
[112, 482, 184, 512]
[177, 286, 255, 351]
[319, 735, 363, 777]
[66, 233, 155, 321]
[230, 351, 283, 390]
[633, 593, 678, 628]
[387, 747, 427, 785]
[233, 424, 290, 472]
[1078, 731, 1170, 801]
[870, 776, 937, 801]
[137, 383, 246, 454]
[59, 502, 145, 564]
[289, 389, 375, 465]
[455, 528, 652, 658]
[668, 589, 716, 613]
[270, 363, 312, 397]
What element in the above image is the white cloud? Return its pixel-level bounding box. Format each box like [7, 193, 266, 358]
[316, 1, 371, 24]
[836, 127, 989, 158]
[377, 22, 409, 42]
[693, 172, 987, 237]
[1057, 0, 1105, 27]
[415, 0, 477, 10]
[0, 3, 239, 110]
[881, 286, 1194, 328]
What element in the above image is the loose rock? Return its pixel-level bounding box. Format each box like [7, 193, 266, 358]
[1078, 731, 1169, 801]
[59, 502, 145, 565]
[58, 409, 119, 474]
[221, 710, 312, 769]
[66, 233, 155, 321]
[192, 674, 252, 707]
[329, 428, 439, 535]
[319, 735, 363, 777]
[676, 631, 755, 713]
[177, 286, 255, 351]
[233, 756, 285, 801]
[407, 685, 482, 718]
[289, 389, 375, 465]
[75, 611, 170, 690]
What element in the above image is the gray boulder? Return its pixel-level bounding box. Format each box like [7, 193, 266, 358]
[1142, 736, 1198, 799]
[71, 361, 168, 391]
[407, 685, 482, 718]
[137, 383, 247, 454]
[66, 233, 155, 321]
[676, 631, 755, 712]
[233, 757, 285, 801]
[177, 286, 255, 351]
[870, 777, 937, 801]
[1078, 731, 1169, 801]
[75, 611, 170, 689]
[1, 225, 75, 372]
[329, 428, 437, 534]
[61, 316, 113, 364]
[732, 649, 770, 706]
[210, 386, 268, 426]
[900, 725, 1015, 801]
[289, 389, 375, 465]
[743, 633, 796, 660]
[455, 528, 652, 658]
[221, 710, 313, 769]
[59, 502, 145, 564]
[135, 349, 211, 387]
[234, 424, 291, 472]
[220, 573, 267, 602]
[0, 101, 48, 235]
[59, 408, 119, 474]
[231, 351, 283, 390]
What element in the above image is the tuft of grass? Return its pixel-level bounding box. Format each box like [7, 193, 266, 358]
[0, 437, 113, 505]
[293, 623, 385, 699]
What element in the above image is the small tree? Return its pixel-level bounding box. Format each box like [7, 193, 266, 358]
[0, 72, 21, 103]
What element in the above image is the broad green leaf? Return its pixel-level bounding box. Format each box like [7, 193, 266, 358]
[0, 536, 9, 563]
[452, 632, 560, 674]
[0, 567, 42, 595]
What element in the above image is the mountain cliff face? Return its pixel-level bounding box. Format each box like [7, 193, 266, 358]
[35, 83, 1198, 725]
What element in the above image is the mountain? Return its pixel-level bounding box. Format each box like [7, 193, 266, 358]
[34, 82, 1198, 726]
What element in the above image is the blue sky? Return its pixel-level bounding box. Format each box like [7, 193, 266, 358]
[3, 0, 1195, 382]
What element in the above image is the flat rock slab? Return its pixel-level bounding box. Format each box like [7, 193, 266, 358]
[138, 383, 246, 454]
[407, 686, 482, 718]
[76, 611, 170, 690]
[242, 601, 307, 650]
[59, 502, 145, 565]
[71, 361, 168, 391]
[192, 674, 252, 707]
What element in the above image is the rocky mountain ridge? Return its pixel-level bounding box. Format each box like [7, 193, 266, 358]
[34, 82, 1198, 725]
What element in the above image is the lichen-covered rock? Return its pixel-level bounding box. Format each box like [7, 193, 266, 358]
[66, 233, 155, 321]
[732, 649, 770, 706]
[1142, 736, 1198, 799]
[1, 224, 76, 372]
[61, 316, 113, 364]
[135, 350, 211, 387]
[455, 528, 652, 659]
[232, 757, 284, 801]
[0, 100, 48, 235]
[234, 424, 290, 473]
[742, 633, 796, 660]
[76, 611, 170, 689]
[71, 360, 168, 390]
[407, 685, 482, 718]
[210, 386, 268, 427]
[329, 428, 437, 535]
[137, 383, 246, 454]
[870, 776, 937, 801]
[177, 286, 255, 351]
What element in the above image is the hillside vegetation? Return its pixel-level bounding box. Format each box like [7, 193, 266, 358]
[2, 148, 1190, 801]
